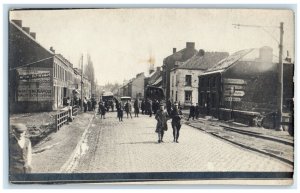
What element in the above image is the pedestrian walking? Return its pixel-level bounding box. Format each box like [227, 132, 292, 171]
[134, 99, 140, 117]
[125, 100, 132, 119]
[141, 100, 145, 114]
[166, 99, 172, 115]
[155, 103, 169, 143]
[187, 103, 196, 121]
[9, 123, 32, 174]
[117, 103, 124, 121]
[170, 102, 183, 143]
[99, 101, 106, 119]
[147, 99, 153, 117]
[83, 97, 88, 112]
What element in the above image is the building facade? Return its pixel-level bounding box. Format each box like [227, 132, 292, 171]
[170, 50, 229, 107]
[162, 42, 198, 100]
[198, 47, 294, 127]
[9, 20, 91, 113]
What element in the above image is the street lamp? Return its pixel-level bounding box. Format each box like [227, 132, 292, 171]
[233, 22, 284, 131]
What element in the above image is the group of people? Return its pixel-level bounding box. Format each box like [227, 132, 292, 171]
[155, 102, 183, 143]
[187, 103, 201, 121]
[140, 99, 162, 117]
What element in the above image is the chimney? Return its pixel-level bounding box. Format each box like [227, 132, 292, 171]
[186, 42, 195, 49]
[29, 32, 36, 39]
[50, 46, 55, 53]
[173, 48, 177, 54]
[198, 49, 205, 56]
[12, 20, 22, 28]
[259, 46, 273, 62]
[285, 50, 292, 63]
[22, 27, 30, 34]
[156, 67, 161, 72]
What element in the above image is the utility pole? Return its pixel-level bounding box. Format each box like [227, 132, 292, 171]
[232, 22, 284, 131]
[81, 54, 83, 110]
[277, 22, 284, 131]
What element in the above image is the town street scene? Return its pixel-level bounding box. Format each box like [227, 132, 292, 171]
[8, 9, 294, 183]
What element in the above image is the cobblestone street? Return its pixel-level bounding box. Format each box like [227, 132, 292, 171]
[58, 111, 293, 173]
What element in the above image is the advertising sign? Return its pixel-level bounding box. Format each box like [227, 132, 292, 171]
[17, 68, 52, 101]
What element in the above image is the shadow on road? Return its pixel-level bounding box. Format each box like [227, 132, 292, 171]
[118, 141, 158, 145]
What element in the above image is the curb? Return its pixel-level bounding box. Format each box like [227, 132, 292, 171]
[187, 123, 294, 166]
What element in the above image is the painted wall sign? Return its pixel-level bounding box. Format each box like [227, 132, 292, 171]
[224, 85, 245, 90]
[17, 68, 52, 102]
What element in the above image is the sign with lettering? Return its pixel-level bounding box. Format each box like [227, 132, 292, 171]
[224, 97, 242, 102]
[223, 78, 247, 85]
[224, 90, 245, 97]
[17, 68, 52, 102]
[224, 85, 244, 90]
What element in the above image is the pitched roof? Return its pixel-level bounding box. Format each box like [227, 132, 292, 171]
[164, 47, 198, 64]
[177, 52, 229, 70]
[206, 48, 254, 73]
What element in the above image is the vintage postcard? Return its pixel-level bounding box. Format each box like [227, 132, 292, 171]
[8, 8, 294, 184]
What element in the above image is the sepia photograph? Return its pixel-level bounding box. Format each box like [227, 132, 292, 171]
[7, 8, 294, 184]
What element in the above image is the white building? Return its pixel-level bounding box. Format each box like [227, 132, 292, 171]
[170, 50, 229, 107]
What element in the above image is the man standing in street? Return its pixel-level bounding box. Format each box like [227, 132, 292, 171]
[141, 100, 145, 115]
[187, 103, 196, 121]
[155, 103, 169, 143]
[134, 99, 140, 117]
[125, 100, 133, 119]
[9, 123, 32, 174]
[166, 99, 172, 115]
[170, 102, 183, 143]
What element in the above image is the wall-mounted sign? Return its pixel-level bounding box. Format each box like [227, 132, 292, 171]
[224, 97, 241, 102]
[224, 90, 245, 97]
[17, 68, 52, 102]
[223, 78, 247, 85]
[224, 85, 244, 90]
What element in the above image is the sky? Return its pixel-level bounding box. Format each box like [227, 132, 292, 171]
[10, 9, 294, 85]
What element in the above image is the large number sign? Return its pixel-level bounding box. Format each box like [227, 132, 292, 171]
[17, 68, 52, 102]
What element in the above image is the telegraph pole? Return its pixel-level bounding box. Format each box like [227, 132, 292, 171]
[81, 54, 83, 110]
[232, 22, 284, 131]
[277, 22, 284, 131]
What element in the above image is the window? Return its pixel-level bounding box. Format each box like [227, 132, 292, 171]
[185, 75, 192, 86]
[175, 91, 178, 102]
[171, 90, 174, 99]
[54, 63, 56, 78]
[185, 91, 192, 102]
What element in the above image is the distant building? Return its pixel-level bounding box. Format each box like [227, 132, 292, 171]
[170, 50, 229, 107]
[118, 72, 145, 99]
[162, 42, 198, 100]
[144, 67, 164, 101]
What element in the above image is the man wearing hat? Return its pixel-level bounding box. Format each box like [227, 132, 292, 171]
[170, 102, 183, 143]
[155, 103, 169, 143]
[9, 123, 32, 174]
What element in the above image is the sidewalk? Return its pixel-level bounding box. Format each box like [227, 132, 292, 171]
[31, 111, 95, 173]
[183, 115, 294, 165]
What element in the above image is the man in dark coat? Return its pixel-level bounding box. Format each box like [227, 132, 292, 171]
[166, 99, 172, 115]
[141, 100, 145, 114]
[134, 99, 140, 117]
[99, 102, 106, 119]
[188, 103, 196, 121]
[117, 103, 124, 121]
[170, 102, 183, 143]
[148, 99, 153, 117]
[155, 103, 169, 143]
[125, 100, 132, 119]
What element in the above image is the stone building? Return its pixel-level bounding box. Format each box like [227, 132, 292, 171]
[162, 42, 198, 100]
[170, 50, 228, 107]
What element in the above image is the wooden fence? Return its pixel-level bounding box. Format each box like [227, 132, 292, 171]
[55, 106, 79, 131]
